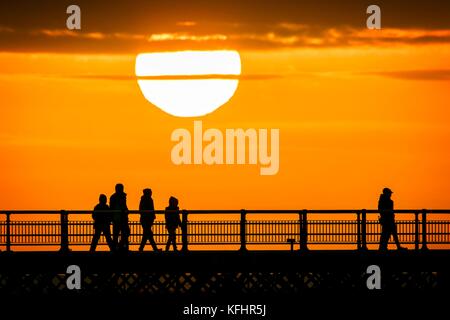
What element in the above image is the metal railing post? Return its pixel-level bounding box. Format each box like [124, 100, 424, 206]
[421, 209, 428, 250]
[59, 210, 70, 253]
[414, 211, 420, 251]
[356, 211, 361, 250]
[181, 210, 189, 252]
[6, 212, 11, 252]
[287, 238, 295, 252]
[361, 209, 368, 251]
[299, 210, 308, 251]
[239, 209, 247, 251]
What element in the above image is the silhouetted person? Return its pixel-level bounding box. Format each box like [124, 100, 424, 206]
[90, 194, 114, 252]
[378, 187, 407, 251]
[165, 196, 181, 251]
[110, 183, 129, 252]
[139, 188, 161, 252]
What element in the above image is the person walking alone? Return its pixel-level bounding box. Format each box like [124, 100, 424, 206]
[378, 187, 407, 251]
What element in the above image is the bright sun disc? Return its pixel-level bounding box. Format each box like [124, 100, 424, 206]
[135, 50, 241, 117]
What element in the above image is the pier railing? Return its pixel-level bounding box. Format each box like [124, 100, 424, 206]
[0, 210, 449, 251]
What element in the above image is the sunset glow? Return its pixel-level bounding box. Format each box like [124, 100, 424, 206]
[0, 2, 449, 212]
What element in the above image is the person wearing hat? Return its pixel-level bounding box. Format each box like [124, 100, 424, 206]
[378, 187, 407, 251]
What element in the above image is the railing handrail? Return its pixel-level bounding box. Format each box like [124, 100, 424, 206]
[1, 209, 450, 214]
[1, 209, 449, 252]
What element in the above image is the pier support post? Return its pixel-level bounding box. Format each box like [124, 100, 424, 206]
[421, 209, 428, 251]
[59, 210, 70, 253]
[5, 212, 11, 252]
[299, 210, 308, 251]
[360, 209, 368, 251]
[240, 209, 247, 251]
[181, 210, 189, 252]
[414, 211, 420, 251]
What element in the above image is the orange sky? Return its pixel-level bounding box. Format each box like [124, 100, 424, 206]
[1, 1, 450, 211]
[1, 42, 450, 211]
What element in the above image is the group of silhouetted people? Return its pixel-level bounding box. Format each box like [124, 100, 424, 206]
[90, 183, 181, 252]
[90, 185, 407, 252]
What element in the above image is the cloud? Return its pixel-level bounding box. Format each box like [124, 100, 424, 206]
[276, 22, 309, 32]
[233, 27, 450, 48]
[65, 73, 283, 81]
[176, 21, 197, 27]
[148, 33, 227, 42]
[366, 69, 450, 81]
[345, 28, 450, 46]
[1, 0, 450, 52]
[143, 27, 450, 49]
[34, 29, 146, 41]
[1, 23, 450, 53]
[0, 26, 14, 33]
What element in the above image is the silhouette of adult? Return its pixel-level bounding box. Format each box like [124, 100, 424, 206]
[139, 188, 161, 252]
[110, 183, 129, 252]
[378, 187, 407, 251]
[90, 194, 114, 252]
[165, 196, 181, 251]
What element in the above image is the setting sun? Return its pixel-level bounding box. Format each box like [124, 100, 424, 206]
[135, 50, 241, 117]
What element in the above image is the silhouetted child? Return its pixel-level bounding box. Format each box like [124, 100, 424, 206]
[110, 183, 129, 252]
[139, 188, 161, 252]
[90, 194, 114, 252]
[165, 196, 181, 251]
